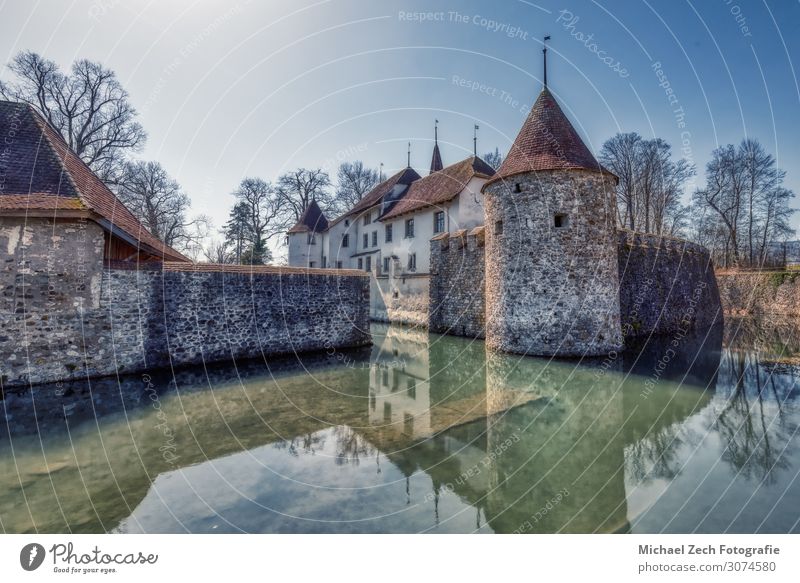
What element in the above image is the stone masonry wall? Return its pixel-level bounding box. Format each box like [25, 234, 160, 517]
[617, 230, 722, 338]
[427, 222, 723, 346]
[429, 227, 486, 337]
[483, 170, 623, 356]
[0, 217, 371, 388]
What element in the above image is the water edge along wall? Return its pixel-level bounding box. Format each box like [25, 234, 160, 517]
[0, 217, 371, 388]
[429, 227, 722, 347]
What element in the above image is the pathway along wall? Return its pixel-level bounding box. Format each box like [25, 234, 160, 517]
[429, 228, 723, 345]
[0, 217, 371, 388]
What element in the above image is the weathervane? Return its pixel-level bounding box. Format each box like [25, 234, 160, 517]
[543, 34, 551, 88]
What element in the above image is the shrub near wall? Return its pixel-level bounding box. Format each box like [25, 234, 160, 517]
[717, 271, 800, 316]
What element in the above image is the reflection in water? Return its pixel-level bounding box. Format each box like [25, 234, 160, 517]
[1, 318, 799, 533]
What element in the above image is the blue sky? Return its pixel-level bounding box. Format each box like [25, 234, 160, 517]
[1, 0, 798, 230]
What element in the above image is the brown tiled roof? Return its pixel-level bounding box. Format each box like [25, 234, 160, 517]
[287, 199, 329, 234]
[485, 88, 614, 186]
[381, 156, 495, 220]
[0, 100, 189, 262]
[345, 166, 420, 218]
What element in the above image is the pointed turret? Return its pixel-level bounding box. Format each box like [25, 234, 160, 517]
[430, 121, 443, 174]
[486, 88, 610, 186]
[288, 199, 328, 234]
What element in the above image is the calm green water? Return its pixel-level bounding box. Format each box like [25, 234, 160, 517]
[1, 319, 799, 534]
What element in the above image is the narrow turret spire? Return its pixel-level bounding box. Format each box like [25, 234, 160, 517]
[543, 35, 551, 88]
[429, 120, 443, 174]
[473, 124, 479, 157]
[407, 142, 411, 168]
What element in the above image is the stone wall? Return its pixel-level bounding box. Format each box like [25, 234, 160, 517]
[617, 230, 722, 338]
[429, 227, 486, 337]
[0, 217, 371, 388]
[371, 273, 429, 327]
[717, 271, 800, 316]
[483, 170, 623, 356]
[427, 223, 723, 347]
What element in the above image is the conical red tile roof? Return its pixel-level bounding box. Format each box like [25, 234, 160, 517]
[486, 88, 614, 186]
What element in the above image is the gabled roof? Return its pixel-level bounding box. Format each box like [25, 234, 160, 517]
[0, 100, 189, 262]
[288, 199, 329, 234]
[485, 88, 614, 186]
[349, 166, 420, 217]
[381, 156, 495, 221]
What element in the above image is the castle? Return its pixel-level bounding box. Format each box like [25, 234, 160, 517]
[289, 78, 722, 356]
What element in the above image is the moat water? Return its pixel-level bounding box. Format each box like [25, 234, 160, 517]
[1, 318, 799, 534]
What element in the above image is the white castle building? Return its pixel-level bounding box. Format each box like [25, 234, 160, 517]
[288, 129, 496, 325]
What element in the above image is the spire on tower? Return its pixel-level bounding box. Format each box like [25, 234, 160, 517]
[543, 35, 551, 88]
[473, 124, 479, 157]
[407, 142, 411, 168]
[429, 120, 443, 174]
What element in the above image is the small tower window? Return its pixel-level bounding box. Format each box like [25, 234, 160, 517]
[514, 183, 522, 193]
[554, 213, 569, 229]
[495, 220, 503, 235]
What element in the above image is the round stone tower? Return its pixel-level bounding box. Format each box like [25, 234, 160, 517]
[482, 87, 622, 356]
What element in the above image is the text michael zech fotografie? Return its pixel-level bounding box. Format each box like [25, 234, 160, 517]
[639, 544, 780, 557]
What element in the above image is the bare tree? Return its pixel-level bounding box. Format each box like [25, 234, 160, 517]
[202, 239, 234, 264]
[600, 133, 693, 235]
[232, 178, 283, 244]
[333, 161, 378, 213]
[0, 51, 146, 183]
[483, 147, 504, 170]
[692, 139, 795, 267]
[117, 161, 207, 250]
[275, 168, 333, 222]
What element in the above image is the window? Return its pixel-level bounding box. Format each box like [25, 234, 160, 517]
[363, 233, 368, 248]
[434, 211, 445, 234]
[342, 234, 350, 248]
[407, 377, 416, 399]
[309, 261, 315, 268]
[322, 256, 327, 268]
[358, 258, 363, 269]
[495, 220, 503, 235]
[385, 224, 393, 242]
[363, 212, 371, 225]
[307, 233, 315, 244]
[554, 213, 569, 229]
[345, 219, 350, 227]
[336, 261, 343, 269]
[407, 253, 416, 271]
[383, 257, 390, 274]
[514, 183, 522, 193]
[365, 256, 372, 272]
[372, 231, 378, 247]
[405, 218, 415, 238]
